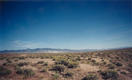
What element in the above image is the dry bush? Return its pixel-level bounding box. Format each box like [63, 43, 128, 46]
[100, 70, 119, 80]
[0, 66, 12, 76]
[81, 73, 98, 80]
[16, 68, 35, 78]
[51, 65, 65, 73]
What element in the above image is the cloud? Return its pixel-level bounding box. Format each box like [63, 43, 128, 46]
[12, 40, 43, 49]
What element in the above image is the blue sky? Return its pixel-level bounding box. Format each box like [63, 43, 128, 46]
[0, 0, 132, 50]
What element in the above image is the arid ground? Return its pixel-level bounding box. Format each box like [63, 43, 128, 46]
[0, 48, 132, 80]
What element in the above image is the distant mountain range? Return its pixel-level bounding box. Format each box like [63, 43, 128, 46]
[0, 48, 97, 53]
[1, 47, 132, 53]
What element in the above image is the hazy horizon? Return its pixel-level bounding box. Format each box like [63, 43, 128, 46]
[0, 0, 132, 50]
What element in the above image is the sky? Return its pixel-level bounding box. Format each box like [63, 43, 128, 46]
[0, 0, 132, 50]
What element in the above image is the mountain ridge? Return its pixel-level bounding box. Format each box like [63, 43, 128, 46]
[0, 48, 97, 53]
[0, 47, 132, 53]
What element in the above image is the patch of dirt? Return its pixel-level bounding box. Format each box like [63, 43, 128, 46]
[21, 65, 38, 71]
[18, 58, 54, 65]
[79, 64, 99, 72]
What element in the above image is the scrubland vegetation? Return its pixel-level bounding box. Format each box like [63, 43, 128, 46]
[0, 48, 132, 80]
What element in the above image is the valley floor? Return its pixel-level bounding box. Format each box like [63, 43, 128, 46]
[0, 48, 132, 80]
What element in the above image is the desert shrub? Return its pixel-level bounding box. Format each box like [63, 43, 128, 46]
[40, 57, 44, 59]
[55, 59, 69, 66]
[64, 72, 73, 78]
[100, 70, 119, 80]
[88, 58, 91, 60]
[76, 56, 81, 61]
[6, 59, 12, 63]
[16, 68, 24, 74]
[16, 68, 35, 78]
[43, 62, 48, 66]
[120, 71, 126, 75]
[0, 57, 5, 60]
[91, 60, 96, 63]
[18, 57, 25, 60]
[109, 60, 112, 63]
[3, 61, 12, 66]
[127, 67, 132, 72]
[15, 65, 21, 72]
[67, 62, 78, 68]
[93, 62, 100, 66]
[128, 63, 132, 68]
[125, 58, 129, 61]
[17, 62, 28, 67]
[107, 64, 115, 69]
[114, 62, 123, 66]
[55, 59, 78, 68]
[52, 58, 56, 61]
[52, 65, 65, 73]
[101, 59, 104, 61]
[2, 63, 7, 66]
[2, 63, 9, 66]
[41, 68, 47, 72]
[37, 61, 44, 64]
[37, 61, 48, 66]
[116, 57, 120, 60]
[0, 66, 12, 76]
[82, 74, 98, 80]
[103, 61, 106, 65]
[23, 69, 35, 78]
[52, 73, 59, 80]
[14, 59, 18, 62]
